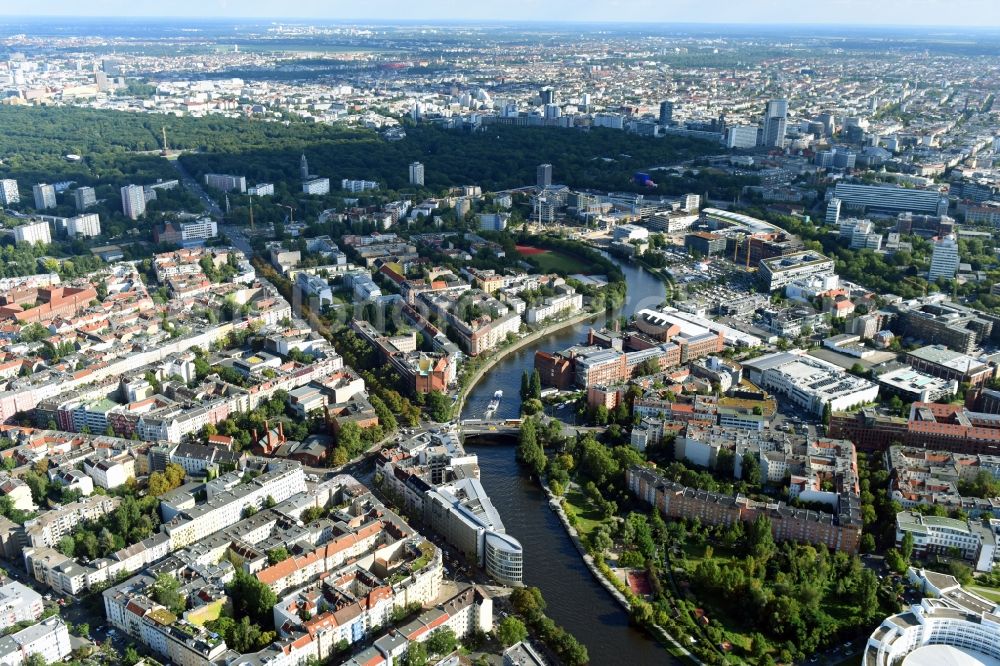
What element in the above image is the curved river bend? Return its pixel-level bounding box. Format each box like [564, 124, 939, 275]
[463, 256, 675, 666]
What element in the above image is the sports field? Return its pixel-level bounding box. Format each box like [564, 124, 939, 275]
[516, 245, 582, 273]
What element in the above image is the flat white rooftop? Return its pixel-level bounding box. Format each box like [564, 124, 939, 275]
[902, 644, 1000, 666]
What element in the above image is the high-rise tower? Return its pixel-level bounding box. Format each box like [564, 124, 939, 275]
[761, 98, 788, 148]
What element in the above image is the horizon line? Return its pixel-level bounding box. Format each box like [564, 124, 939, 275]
[1, 16, 1000, 30]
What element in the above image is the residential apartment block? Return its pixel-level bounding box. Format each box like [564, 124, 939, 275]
[628, 465, 862, 553]
[377, 430, 523, 586]
[203, 173, 246, 193]
[103, 474, 490, 666]
[830, 402, 1000, 455]
[12, 221, 51, 246]
[895, 511, 995, 571]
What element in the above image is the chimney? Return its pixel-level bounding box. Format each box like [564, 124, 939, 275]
[278, 421, 285, 442]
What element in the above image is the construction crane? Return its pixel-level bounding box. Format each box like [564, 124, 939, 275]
[903, 276, 928, 297]
[276, 204, 295, 225]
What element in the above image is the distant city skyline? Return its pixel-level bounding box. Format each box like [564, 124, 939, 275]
[3, 0, 1000, 27]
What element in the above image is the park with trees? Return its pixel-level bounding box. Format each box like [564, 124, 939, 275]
[511, 413, 908, 664]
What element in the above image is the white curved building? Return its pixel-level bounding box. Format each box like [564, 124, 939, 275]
[865, 569, 1000, 666]
[485, 531, 523, 586]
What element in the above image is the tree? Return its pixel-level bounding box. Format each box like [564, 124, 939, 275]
[76, 532, 98, 560]
[742, 451, 762, 487]
[630, 599, 654, 627]
[336, 421, 363, 459]
[948, 561, 973, 585]
[99, 527, 117, 556]
[530, 369, 542, 399]
[590, 526, 613, 555]
[147, 471, 169, 496]
[425, 627, 458, 656]
[960, 470, 1000, 498]
[22, 471, 48, 505]
[151, 573, 185, 615]
[329, 447, 350, 467]
[426, 390, 453, 423]
[579, 436, 619, 486]
[369, 395, 398, 433]
[747, 515, 776, 563]
[749, 631, 770, 660]
[637, 358, 661, 377]
[25, 654, 46, 666]
[57, 536, 75, 557]
[122, 647, 141, 666]
[510, 586, 546, 617]
[901, 531, 915, 562]
[194, 356, 212, 381]
[228, 569, 278, 627]
[497, 616, 528, 647]
[19, 323, 49, 343]
[148, 462, 186, 497]
[267, 547, 290, 565]
[885, 548, 907, 574]
[716, 448, 735, 477]
[403, 642, 428, 666]
[516, 418, 545, 476]
[224, 616, 274, 652]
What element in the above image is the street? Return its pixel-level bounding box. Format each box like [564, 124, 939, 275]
[170, 158, 223, 218]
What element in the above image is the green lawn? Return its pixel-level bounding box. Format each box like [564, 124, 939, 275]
[563, 486, 606, 536]
[968, 585, 1000, 603]
[524, 249, 583, 274]
[678, 542, 738, 568]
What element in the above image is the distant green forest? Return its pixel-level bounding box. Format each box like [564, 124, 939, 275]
[180, 122, 723, 194]
[0, 105, 732, 197]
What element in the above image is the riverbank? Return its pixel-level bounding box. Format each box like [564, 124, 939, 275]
[540, 480, 703, 666]
[454, 309, 600, 416]
[464, 252, 672, 663]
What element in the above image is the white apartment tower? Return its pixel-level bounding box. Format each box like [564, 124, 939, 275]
[726, 125, 759, 149]
[826, 198, 842, 225]
[928, 234, 960, 281]
[537, 163, 553, 189]
[13, 220, 52, 246]
[74, 186, 97, 211]
[409, 162, 425, 187]
[0, 179, 19, 206]
[32, 184, 56, 210]
[67, 214, 101, 238]
[121, 184, 146, 220]
[203, 174, 246, 193]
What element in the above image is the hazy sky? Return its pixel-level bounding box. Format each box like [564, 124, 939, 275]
[2, 0, 1000, 26]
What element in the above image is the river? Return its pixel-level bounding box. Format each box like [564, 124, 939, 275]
[461, 255, 668, 420]
[462, 255, 674, 665]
